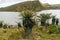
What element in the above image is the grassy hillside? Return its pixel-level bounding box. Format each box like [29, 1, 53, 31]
[0, 1, 44, 12]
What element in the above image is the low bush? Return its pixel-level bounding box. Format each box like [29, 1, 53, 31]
[3, 24, 7, 29]
[17, 23, 21, 28]
[47, 25, 57, 34]
[58, 26, 60, 32]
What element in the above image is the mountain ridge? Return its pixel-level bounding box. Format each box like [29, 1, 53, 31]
[0, 1, 44, 12]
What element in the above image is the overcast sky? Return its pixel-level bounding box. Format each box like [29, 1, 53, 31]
[0, 0, 60, 7]
[0, 0, 26, 7]
[40, 0, 60, 4]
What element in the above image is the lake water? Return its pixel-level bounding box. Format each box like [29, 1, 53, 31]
[0, 12, 20, 25]
[0, 9, 60, 25]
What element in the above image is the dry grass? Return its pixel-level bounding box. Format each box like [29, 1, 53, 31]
[0, 27, 24, 40]
[0, 26, 59, 40]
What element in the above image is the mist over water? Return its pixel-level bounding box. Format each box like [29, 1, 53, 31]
[0, 9, 60, 25]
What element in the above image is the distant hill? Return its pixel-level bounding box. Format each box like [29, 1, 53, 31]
[42, 3, 60, 10]
[0, 1, 44, 12]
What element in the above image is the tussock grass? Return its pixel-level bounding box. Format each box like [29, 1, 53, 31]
[0, 26, 59, 40]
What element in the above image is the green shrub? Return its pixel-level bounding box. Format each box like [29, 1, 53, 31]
[48, 25, 57, 34]
[0, 21, 3, 28]
[3, 24, 7, 29]
[37, 13, 51, 26]
[58, 27, 60, 32]
[17, 23, 21, 28]
[52, 16, 56, 25]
